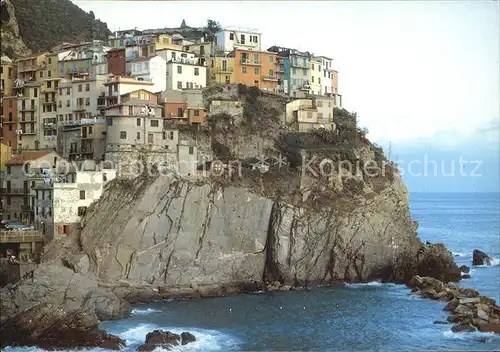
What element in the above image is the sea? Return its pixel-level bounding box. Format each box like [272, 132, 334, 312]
[5, 192, 500, 351]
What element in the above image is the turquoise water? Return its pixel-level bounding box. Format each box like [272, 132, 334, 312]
[5, 193, 500, 351]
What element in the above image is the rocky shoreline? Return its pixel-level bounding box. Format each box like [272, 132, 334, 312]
[409, 275, 500, 334]
[2, 242, 498, 350]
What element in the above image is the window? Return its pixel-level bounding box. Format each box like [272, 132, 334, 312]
[47, 81, 52, 88]
[307, 111, 313, 119]
[148, 133, 153, 143]
[169, 131, 174, 140]
[34, 88, 38, 97]
[7, 196, 11, 205]
[8, 100, 12, 107]
[269, 69, 274, 77]
[312, 64, 315, 70]
[318, 112, 323, 119]
[48, 70, 52, 77]
[85, 83, 90, 91]
[66, 100, 70, 107]
[78, 84, 82, 92]
[120, 131, 127, 139]
[177, 65, 182, 74]
[240, 34, 245, 44]
[229, 33, 234, 40]
[253, 53, 260, 64]
[78, 206, 87, 216]
[177, 81, 182, 89]
[292, 67, 296, 74]
[137, 132, 141, 140]
[194, 110, 199, 116]
[7, 165, 11, 174]
[150, 119, 159, 127]
[48, 58, 52, 64]
[136, 118, 141, 126]
[317, 100, 323, 107]
[40, 71, 44, 78]
[242, 66, 247, 74]
[318, 77, 321, 84]
[303, 69, 307, 76]
[252, 35, 258, 43]
[194, 67, 199, 76]
[254, 67, 259, 75]
[85, 97, 90, 105]
[79, 190, 86, 200]
[66, 88, 70, 95]
[129, 106, 133, 115]
[188, 146, 194, 155]
[312, 76, 314, 83]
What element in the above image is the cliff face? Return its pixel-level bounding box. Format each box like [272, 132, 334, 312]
[64, 173, 418, 294]
[0, 0, 31, 57]
[1, 0, 110, 57]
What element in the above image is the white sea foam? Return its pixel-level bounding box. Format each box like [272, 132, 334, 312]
[131, 308, 162, 315]
[115, 322, 240, 351]
[345, 281, 398, 288]
[453, 252, 467, 257]
[443, 329, 499, 343]
[474, 256, 500, 268]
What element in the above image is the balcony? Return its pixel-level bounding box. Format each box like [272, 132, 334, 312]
[3, 120, 15, 124]
[1, 188, 29, 195]
[73, 105, 87, 112]
[168, 57, 201, 66]
[239, 59, 260, 66]
[67, 68, 90, 76]
[43, 122, 57, 129]
[20, 106, 36, 112]
[18, 65, 37, 73]
[215, 66, 234, 73]
[41, 98, 57, 104]
[262, 75, 278, 81]
[59, 118, 106, 127]
[21, 130, 37, 135]
[297, 104, 316, 111]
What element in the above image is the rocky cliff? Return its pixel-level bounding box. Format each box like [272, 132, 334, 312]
[1, 0, 110, 57]
[1, 85, 462, 349]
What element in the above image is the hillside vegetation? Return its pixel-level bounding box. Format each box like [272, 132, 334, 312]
[3, 0, 110, 55]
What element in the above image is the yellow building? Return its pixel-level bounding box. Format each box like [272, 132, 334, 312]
[39, 52, 61, 91]
[309, 57, 322, 96]
[16, 53, 49, 82]
[209, 57, 235, 84]
[1, 56, 16, 97]
[109, 34, 182, 52]
[58, 56, 92, 78]
[0, 143, 12, 170]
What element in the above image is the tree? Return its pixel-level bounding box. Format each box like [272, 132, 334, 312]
[204, 19, 221, 42]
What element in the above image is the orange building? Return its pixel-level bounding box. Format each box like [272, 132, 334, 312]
[160, 90, 206, 125]
[1, 97, 18, 148]
[232, 49, 278, 90]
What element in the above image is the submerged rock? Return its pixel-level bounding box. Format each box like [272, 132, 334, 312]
[137, 330, 196, 351]
[459, 265, 470, 274]
[472, 249, 492, 266]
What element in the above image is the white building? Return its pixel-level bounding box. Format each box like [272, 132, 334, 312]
[126, 55, 167, 93]
[103, 75, 155, 106]
[156, 48, 196, 63]
[56, 75, 106, 124]
[52, 166, 116, 238]
[214, 27, 262, 53]
[166, 60, 207, 90]
[314, 56, 334, 96]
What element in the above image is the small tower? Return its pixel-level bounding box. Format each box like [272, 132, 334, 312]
[180, 19, 187, 28]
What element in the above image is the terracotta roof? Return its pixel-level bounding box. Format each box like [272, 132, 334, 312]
[6, 151, 51, 166]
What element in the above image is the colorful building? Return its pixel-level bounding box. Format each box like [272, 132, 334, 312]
[208, 56, 235, 84]
[309, 57, 322, 96]
[16, 53, 48, 82]
[231, 49, 278, 90]
[159, 89, 206, 125]
[268, 46, 311, 98]
[1, 56, 16, 97]
[1, 97, 18, 149]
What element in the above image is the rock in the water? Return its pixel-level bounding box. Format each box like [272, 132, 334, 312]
[137, 330, 196, 351]
[433, 320, 449, 324]
[478, 323, 500, 334]
[452, 323, 477, 333]
[472, 249, 492, 266]
[443, 298, 460, 311]
[459, 265, 470, 274]
[181, 331, 196, 345]
[460, 274, 471, 279]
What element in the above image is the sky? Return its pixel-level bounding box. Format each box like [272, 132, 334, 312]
[72, 0, 499, 192]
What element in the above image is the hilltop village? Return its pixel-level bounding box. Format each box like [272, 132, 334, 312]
[0, 20, 345, 260]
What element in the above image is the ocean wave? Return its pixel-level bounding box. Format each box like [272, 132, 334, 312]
[443, 329, 499, 343]
[453, 252, 468, 257]
[131, 308, 162, 315]
[345, 281, 398, 288]
[474, 256, 500, 268]
[114, 322, 240, 351]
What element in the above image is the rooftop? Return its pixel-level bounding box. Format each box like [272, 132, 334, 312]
[6, 151, 51, 166]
